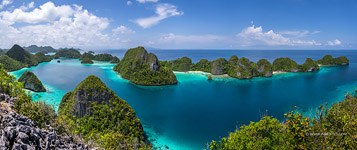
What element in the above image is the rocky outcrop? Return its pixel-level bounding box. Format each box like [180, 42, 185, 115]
[58, 75, 149, 149]
[62, 76, 114, 118]
[301, 58, 320, 72]
[272, 57, 299, 72]
[257, 59, 273, 77]
[0, 93, 87, 150]
[18, 71, 46, 92]
[211, 58, 227, 75]
[169, 57, 193, 72]
[113, 46, 177, 86]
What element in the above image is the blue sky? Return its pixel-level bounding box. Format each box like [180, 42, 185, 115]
[0, 0, 356, 50]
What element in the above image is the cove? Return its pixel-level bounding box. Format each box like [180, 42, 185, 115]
[9, 50, 357, 150]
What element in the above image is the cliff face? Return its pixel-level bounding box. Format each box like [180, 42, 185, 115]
[0, 93, 87, 150]
[301, 58, 320, 72]
[257, 59, 273, 77]
[62, 76, 114, 118]
[18, 71, 46, 92]
[58, 75, 149, 149]
[114, 46, 177, 86]
[211, 58, 227, 75]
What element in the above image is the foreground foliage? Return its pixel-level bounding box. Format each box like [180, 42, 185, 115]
[210, 92, 357, 150]
[0, 64, 56, 128]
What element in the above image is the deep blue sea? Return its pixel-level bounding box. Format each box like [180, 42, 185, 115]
[10, 50, 357, 150]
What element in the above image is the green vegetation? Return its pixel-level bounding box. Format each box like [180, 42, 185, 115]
[300, 58, 320, 72]
[94, 53, 114, 61]
[211, 58, 227, 75]
[18, 71, 46, 92]
[114, 46, 177, 86]
[23, 45, 56, 54]
[54, 48, 81, 59]
[34, 52, 52, 63]
[58, 75, 150, 149]
[191, 59, 211, 72]
[79, 52, 117, 64]
[333, 56, 349, 65]
[81, 57, 94, 64]
[257, 59, 273, 77]
[0, 64, 56, 128]
[80, 52, 95, 60]
[317, 55, 334, 65]
[0, 44, 56, 71]
[0, 55, 26, 71]
[272, 57, 299, 72]
[210, 92, 357, 150]
[133, 53, 348, 81]
[227, 57, 257, 79]
[6, 44, 38, 67]
[163, 57, 193, 72]
[110, 56, 120, 63]
[317, 55, 349, 66]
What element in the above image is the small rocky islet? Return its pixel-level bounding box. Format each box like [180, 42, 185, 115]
[18, 71, 46, 92]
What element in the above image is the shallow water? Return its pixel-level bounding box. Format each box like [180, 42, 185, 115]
[10, 50, 357, 150]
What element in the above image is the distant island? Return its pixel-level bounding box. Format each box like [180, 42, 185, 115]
[0, 44, 120, 72]
[0, 44, 52, 71]
[23, 45, 57, 54]
[162, 54, 349, 80]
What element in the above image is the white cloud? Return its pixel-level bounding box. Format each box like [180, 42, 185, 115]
[127, 1, 133, 5]
[0, 1, 129, 49]
[136, 0, 158, 4]
[112, 25, 135, 34]
[0, 0, 12, 9]
[279, 30, 320, 38]
[0, 2, 74, 24]
[134, 3, 183, 28]
[327, 39, 342, 46]
[238, 25, 321, 46]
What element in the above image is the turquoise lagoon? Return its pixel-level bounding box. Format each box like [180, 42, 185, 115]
[10, 50, 357, 150]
